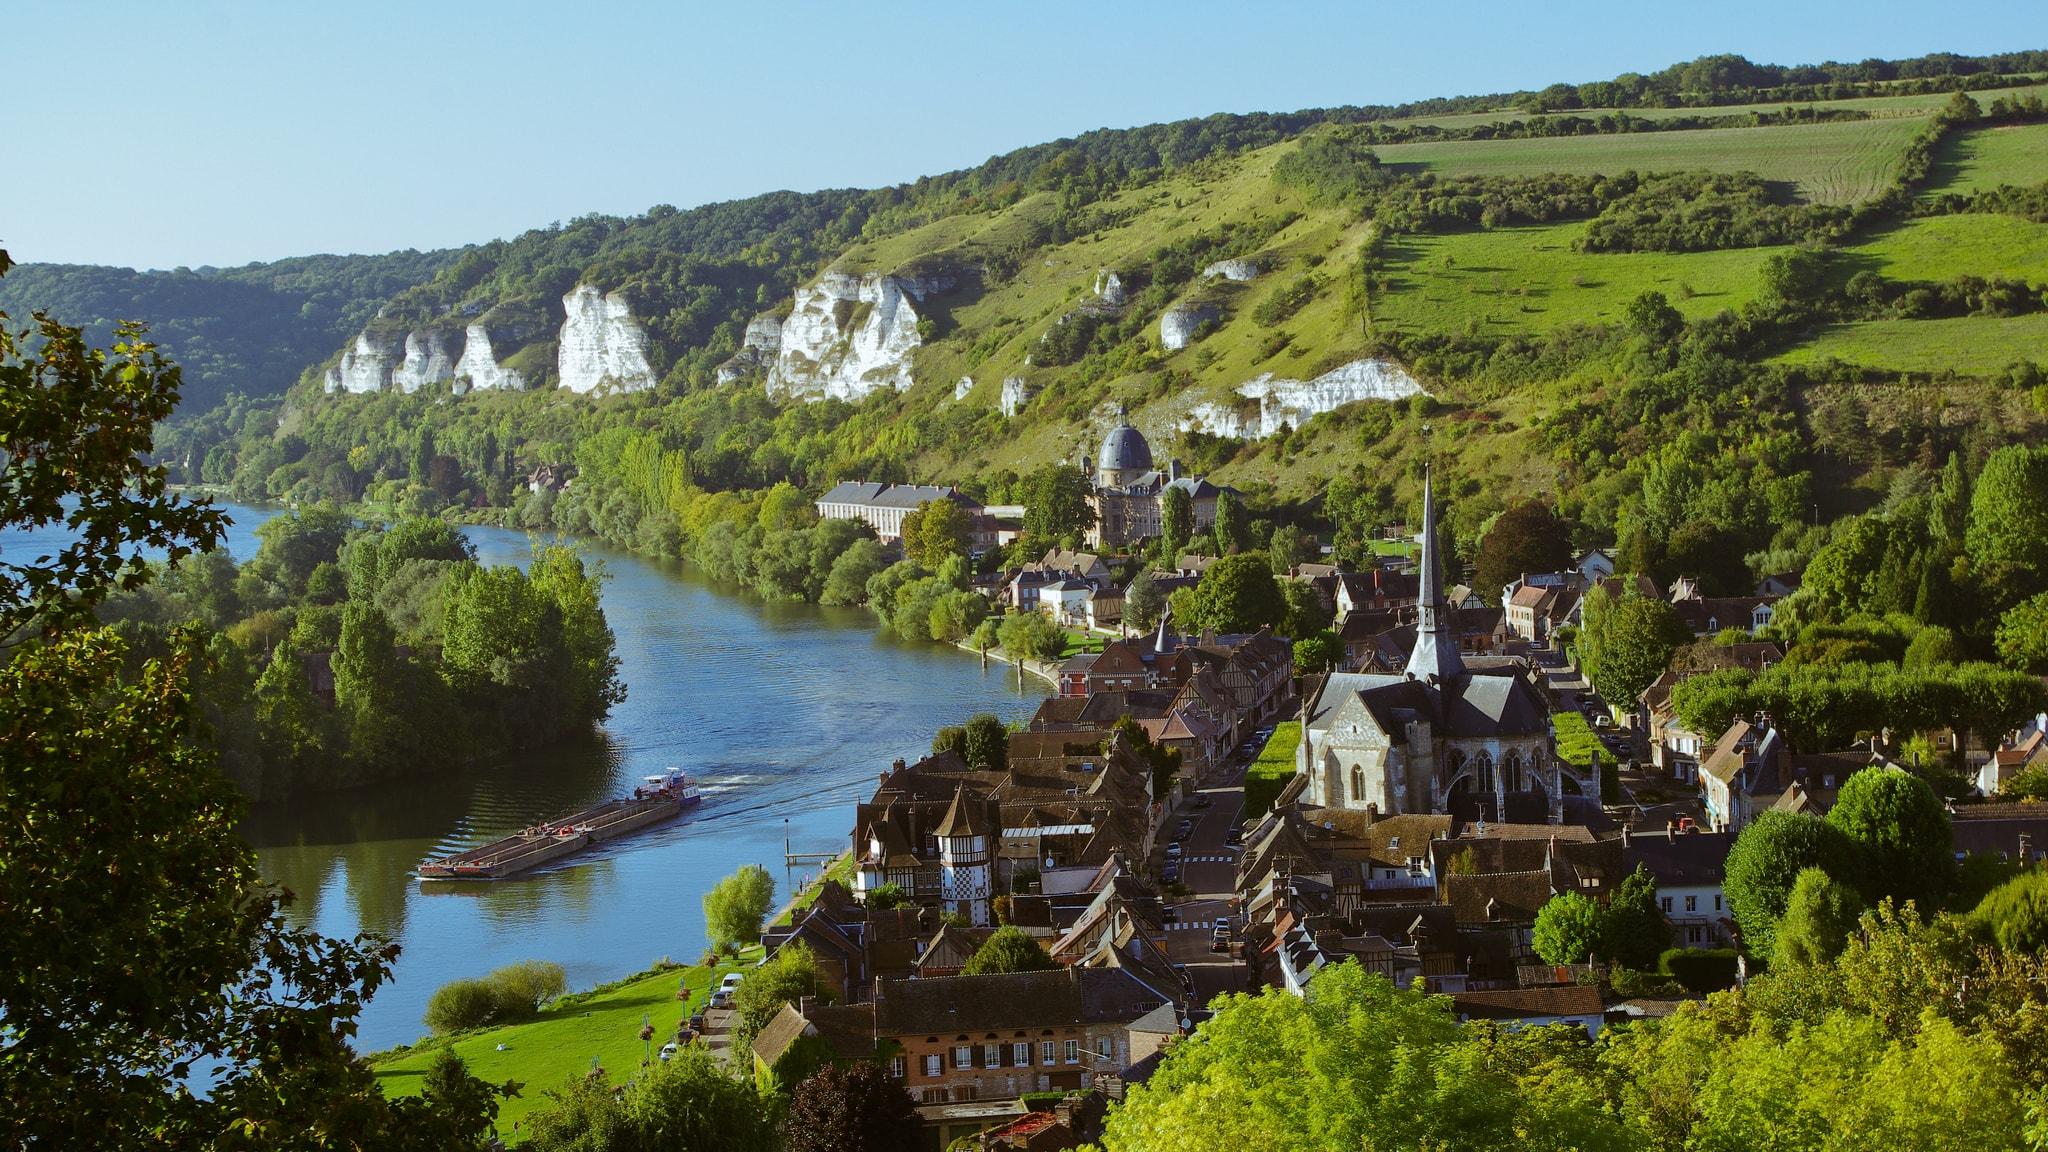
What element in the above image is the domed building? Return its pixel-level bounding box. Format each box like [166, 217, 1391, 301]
[1082, 411, 1235, 549]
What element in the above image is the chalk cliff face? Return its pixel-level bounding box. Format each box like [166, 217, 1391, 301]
[1160, 303, 1221, 352]
[1202, 258, 1260, 282]
[714, 313, 785, 384]
[1094, 269, 1126, 307]
[453, 324, 528, 393]
[393, 329, 461, 393]
[1182, 358, 1426, 438]
[954, 375, 975, 401]
[558, 285, 657, 394]
[325, 330, 407, 393]
[1000, 376, 1035, 417]
[766, 271, 953, 401]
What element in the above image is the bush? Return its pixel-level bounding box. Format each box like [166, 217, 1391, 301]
[422, 960, 570, 1033]
[423, 978, 503, 1034]
[1657, 947, 1742, 993]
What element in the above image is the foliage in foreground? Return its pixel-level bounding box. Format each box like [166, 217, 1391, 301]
[1103, 905, 2048, 1152]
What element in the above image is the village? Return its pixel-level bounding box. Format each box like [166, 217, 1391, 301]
[697, 421, 2048, 1150]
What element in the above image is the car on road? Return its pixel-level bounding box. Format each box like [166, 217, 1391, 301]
[1162, 904, 1179, 925]
[1177, 819, 1194, 839]
[1163, 862, 1180, 884]
[1193, 794, 1212, 808]
[1210, 919, 1233, 953]
[1224, 826, 1243, 846]
[1594, 714, 1615, 729]
[658, 1042, 680, 1062]
[1165, 841, 1183, 860]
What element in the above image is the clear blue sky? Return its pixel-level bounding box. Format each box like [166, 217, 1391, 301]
[5, 1, 2042, 270]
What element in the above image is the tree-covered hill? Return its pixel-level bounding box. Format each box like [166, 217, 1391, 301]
[0, 249, 459, 413]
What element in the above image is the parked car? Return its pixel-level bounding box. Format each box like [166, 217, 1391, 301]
[1193, 794, 1212, 809]
[1165, 842, 1183, 860]
[1594, 714, 1615, 730]
[658, 1042, 680, 1062]
[1163, 863, 1180, 884]
[1224, 826, 1243, 846]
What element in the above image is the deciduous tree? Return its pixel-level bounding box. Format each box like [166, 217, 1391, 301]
[704, 864, 777, 951]
[1474, 500, 1572, 603]
[785, 1062, 921, 1152]
[1722, 810, 1860, 959]
[961, 926, 1057, 975]
[1825, 767, 1953, 913]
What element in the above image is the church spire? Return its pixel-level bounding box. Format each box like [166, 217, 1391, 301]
[1405, 464, 1466, 684]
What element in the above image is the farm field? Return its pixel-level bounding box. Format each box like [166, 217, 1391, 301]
[1843, 214, 2048, 285]
[1774, 312, 2048, 374]
[1380, 81, 2048, 132]
[1371, 224, 1777, 337]
[1925, 122, 2048, 195]
[1367, 119, 1926, 204]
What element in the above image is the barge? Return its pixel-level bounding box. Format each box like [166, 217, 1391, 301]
[417, 769, 700, 880]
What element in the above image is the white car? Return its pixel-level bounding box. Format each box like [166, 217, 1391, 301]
[1164, 842, 1183, 860]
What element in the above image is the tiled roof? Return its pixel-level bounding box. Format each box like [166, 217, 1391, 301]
[1444, 869, 1556, 926]
[873, 968, 1165, 1035]
[1623, 829, 1733, 887]
[1453, 985, 1604, 1019]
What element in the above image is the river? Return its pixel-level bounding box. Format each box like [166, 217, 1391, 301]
[2, 503, 1047, 1053]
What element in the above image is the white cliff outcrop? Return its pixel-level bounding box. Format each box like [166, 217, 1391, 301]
[1159, 303, 1221, 352]
[393, 330, 461, 393]
[954, 375, 975, 401]
[1000, 376, 1035, 417]
[453, 324, 528, 393]
[767, 271, 953, 401]
[558, 285, 657, 394]
[1094, 269, 1126, 307]
[1202, 258, 1260, 282]
[714, 313, 785, 384]
[325, 331, 407, 393]
[1180, 358, 1426, 438]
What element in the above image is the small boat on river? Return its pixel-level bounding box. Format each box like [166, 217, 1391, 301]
[417, 769, 701, 880]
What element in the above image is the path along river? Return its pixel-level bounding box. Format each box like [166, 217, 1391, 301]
[4, 504, 1047, 1053]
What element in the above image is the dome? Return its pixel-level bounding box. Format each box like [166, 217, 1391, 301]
[1096, 417, 1154, 477]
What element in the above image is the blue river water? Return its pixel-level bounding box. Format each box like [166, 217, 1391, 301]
[1, 503, 1046, 1052]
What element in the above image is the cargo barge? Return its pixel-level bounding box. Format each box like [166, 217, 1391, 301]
[417, 769, 700, 880]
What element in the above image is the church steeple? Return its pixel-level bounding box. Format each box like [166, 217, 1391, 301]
[1405, 465, 1467, 684]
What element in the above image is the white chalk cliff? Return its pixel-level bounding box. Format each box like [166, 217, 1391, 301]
[453, 324, 527, 393]
[326, 331, 407, 393]
[1202, 258, 1260, 282]
[1181, 358, 1426, 438]
[766, 271, 953, 401]
[715, 313, 785, 384]
[558, 285, 657, 394]
[1159, 303, 1220, 352]
[393, 330, 461, 393]
[1000, 376, 1034, 417]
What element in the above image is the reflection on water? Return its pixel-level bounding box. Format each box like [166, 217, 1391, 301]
[224, 513, 1048, 1052]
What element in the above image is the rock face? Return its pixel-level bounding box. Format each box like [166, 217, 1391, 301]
[1182, 358, 1426, 438]
[1159, 304, 1221, 352]
[453, 324, 528, 393]
[558, 285, 657, 394]
[1000, 376, 1035, 417]
[714, 313, 784, 385]
[767, 271, 953, 401]
[1094, 269, 1126, 307]
[1202, 258, 1260, 282]
[325, 330, 407, 393]
[954, 375, 975, 401]
[393, 329, 461, 393]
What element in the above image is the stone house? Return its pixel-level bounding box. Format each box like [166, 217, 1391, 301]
[1621, 825, 1733, 948]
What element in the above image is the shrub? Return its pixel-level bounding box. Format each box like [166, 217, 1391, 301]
[424, 977, 504, 1034]
[491, 959, 567, 1014]
[1657, 947, 1742, 993]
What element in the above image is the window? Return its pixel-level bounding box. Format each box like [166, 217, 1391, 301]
[953, 1045, 973, 1070]
[890, 1057, 906, 1080]
[984, 1043, 1001, 1068]
[1408, 856, 1426, 876]
[1684, 895, 1698, 913]
[1660, 896, 1673, 913]
[923, 1054, 941, 1078]
[1097, 1037, 1112, 1060]
[1041, 1041, 1056, 1066]
[1688, 926, 1702, 943]
[1350, 765, 1366, 802]
[1065, 1040, 1080, 1064]
[1013, 1042, 1031, 1067]
[1714, 895, 1722, 911]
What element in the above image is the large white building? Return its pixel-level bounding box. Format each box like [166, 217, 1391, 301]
[815, 481, 992, 547]
[1299, 468, 1593, 821]
[1082, 413, 1235, 549]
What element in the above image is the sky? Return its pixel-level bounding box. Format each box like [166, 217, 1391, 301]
[5, 1, 2043, 270]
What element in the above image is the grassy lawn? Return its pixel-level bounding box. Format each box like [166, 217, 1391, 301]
[1843, 214, 2048, 285]
[1552, 711, 1602, 771]
[373, 951, 761, 1141]
[1243, 720, 1301, 817]
[1925, 122, 2048, 195]
[1366, 119, 1926, 205]
[1372, 224, 1777, 338]
[1060, 630, 1107, 658]
[1774, 313, 2048, 374]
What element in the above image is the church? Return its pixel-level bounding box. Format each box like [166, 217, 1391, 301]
[1298, 469, 1593, 821]
[1082, 411, 1235, 549]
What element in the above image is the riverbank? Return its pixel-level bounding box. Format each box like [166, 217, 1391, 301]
[951, 638, 1062, 689]
[371, 949, 760, 1140]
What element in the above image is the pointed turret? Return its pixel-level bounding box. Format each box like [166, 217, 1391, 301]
[1404, 465, 1467, 684]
